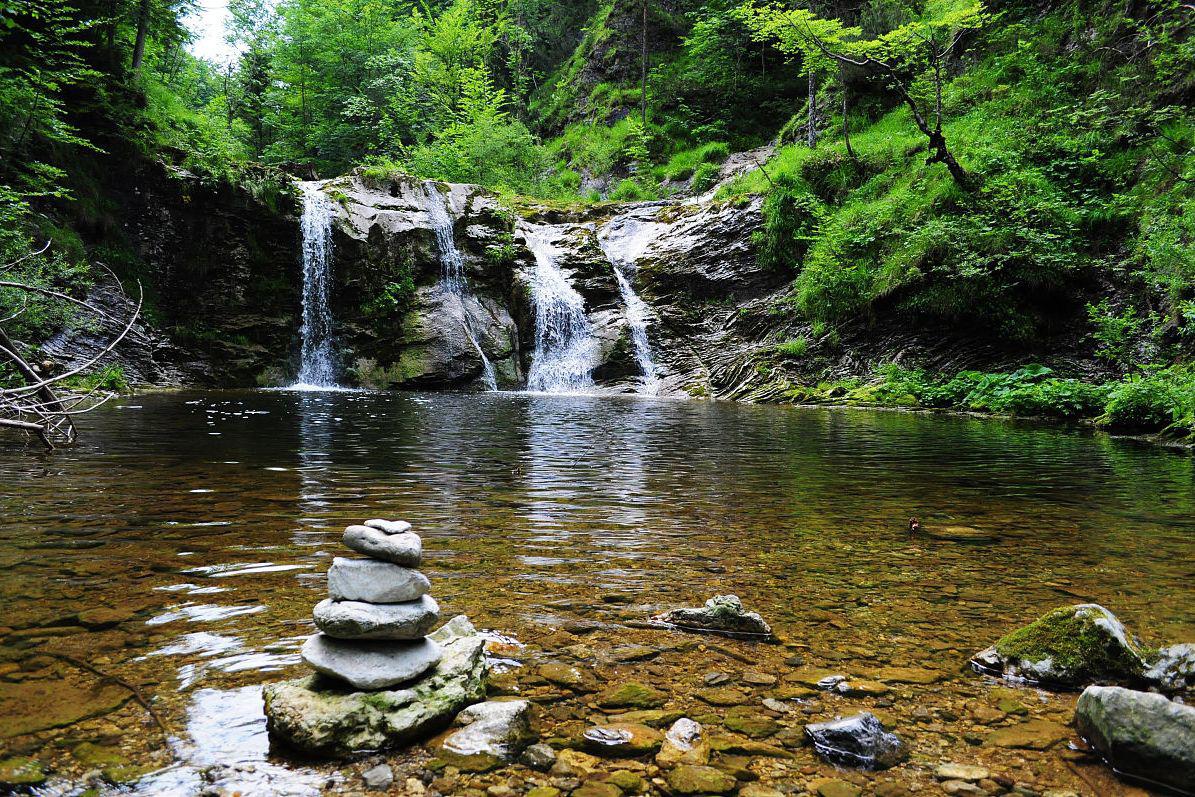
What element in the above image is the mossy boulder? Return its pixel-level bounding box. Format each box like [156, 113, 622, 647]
[263, 615, 487, 756]
[972, 604, 1151, 689]
[0, 757, 45, 787]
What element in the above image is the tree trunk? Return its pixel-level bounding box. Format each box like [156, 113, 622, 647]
[843, 86, 857, 165]
[640, 0, 648, 130]
[807, 72, 818, 148]
[926, 131, 970, 187]
[131, 0, 151, 73]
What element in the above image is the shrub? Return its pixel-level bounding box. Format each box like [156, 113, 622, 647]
[754, 175, 826, 272]
[1086, 299, 1143, 364]
[1100, 373, 1186, 432]
[690, 161, 721, 194]
[774, 337, 809, 358]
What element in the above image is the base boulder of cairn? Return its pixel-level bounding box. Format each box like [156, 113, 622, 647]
[263, 518, 488, 756]
[264, 615, 487, 756]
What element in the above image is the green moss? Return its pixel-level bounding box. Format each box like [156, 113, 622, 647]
[994, 605, 1149, 685]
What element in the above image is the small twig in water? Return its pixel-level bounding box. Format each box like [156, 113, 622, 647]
[50, 652, 170, 738]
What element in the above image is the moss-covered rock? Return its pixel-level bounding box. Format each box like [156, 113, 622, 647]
[0, 757, 45, 787]
[262, 615, 487, 756]
[972, 604, 1151, 689]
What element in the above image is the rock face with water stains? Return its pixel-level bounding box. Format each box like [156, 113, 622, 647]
[804, 713, 908, 770]
[264, 615, 487, 756]
[651, 595, 774, 639]
[971, 604, 1150, 688]
[1074, 685, 1195, 793]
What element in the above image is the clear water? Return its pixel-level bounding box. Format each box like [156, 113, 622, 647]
[294, 183, 338, 389]
[423, 183, 498, 391]
[522, 226, 599, 393]
[1, 391, 1192, 794]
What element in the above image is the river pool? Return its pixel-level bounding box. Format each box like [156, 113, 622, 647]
[1, 390, 1192, 795]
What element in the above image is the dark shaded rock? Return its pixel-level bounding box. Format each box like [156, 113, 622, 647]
[803, 712, 908, 770]
[1074, 685, 1195, 793]
[650, 595, 774, 640]
[971, 604, 1150, 689]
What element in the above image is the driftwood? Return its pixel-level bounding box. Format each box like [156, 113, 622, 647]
[49, 652, 170, 739]
[0, 243, 142, 449]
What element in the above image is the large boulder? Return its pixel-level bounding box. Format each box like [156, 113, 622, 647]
[650, 595, 774, 640]
[432, 699, 535, 771]
[803, 713, 908, 770]
[263, 615, 487, 756]
[1074, 685, 1195, 793]
[971, 604, 1150, 689]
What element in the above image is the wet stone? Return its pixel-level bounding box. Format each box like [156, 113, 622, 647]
[1074, 685, 1195, 793]
[538, 662, 597, 692]
[434, 699, 535, 772]
[342, 525, 422, 566]
[804, 712, 908, 770]
[362, 763, 394, 790]
[595, 681, 667, 710]
[313, 595, 440, 640]
[652, 595, 774, 639]
[936, 763, 991, 782]
[581, 722, 663, 756]
[665, 764, 737, 795]
[301, 633, 442, 690]
[656, 718, 709, 768]
[520, 742, 557, 771]
[813, 779, 862, 797]
[326, 557, 430, 603]
[984, 719, 1071, 750]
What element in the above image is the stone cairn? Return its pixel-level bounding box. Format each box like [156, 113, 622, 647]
[301, 518, 444, 690]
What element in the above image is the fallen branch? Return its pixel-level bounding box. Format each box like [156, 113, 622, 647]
[49, 652, 170, 739]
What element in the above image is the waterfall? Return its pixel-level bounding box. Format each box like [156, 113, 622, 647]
[423, 183, 498, 391]
[522, 226, 598, 393]
[294, 182, 338, 388]
[598, 218, 661, 395]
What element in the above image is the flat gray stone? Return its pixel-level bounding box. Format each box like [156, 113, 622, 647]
[313, 595, 440, 640]
[327, 557, 429, 603]
[264, 615, 488, 756]
[343, 526, 422, 566]
[364, 519, 412, 535]
[301, 634, 441, 690]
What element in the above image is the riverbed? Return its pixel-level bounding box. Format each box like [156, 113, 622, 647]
[1, 390, 1192, 795]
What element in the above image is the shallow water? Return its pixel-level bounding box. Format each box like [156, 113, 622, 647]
[1, 390, 1192, 795]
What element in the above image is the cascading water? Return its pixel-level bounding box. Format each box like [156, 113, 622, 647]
[294, 182, 338, 388]
[522, 226, 599, 393]
[598, 216, 661, 395]
[423, 183, 497, 391]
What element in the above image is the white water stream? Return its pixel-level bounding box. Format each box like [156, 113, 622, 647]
[598, 214, 662, 395]
[293, 182, 338, 389]
[423, 183, 498, 391]
[522, 225, 599, 393]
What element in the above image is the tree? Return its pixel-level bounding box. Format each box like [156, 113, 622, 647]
[1, 244, 141, 450]
[740, 1, 989, 188]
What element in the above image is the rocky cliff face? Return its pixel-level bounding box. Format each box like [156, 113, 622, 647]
[305, 171, 791, 398]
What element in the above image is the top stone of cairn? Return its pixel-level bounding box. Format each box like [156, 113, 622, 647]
[343, 522, 422, 567]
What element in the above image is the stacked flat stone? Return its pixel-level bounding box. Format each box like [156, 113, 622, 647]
[300, 519, 443, 691]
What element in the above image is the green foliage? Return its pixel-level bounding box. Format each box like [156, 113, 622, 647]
[754, 175, 825, 272]
[362, 271, 417, 321]
[1100, 367, 1195, 435]
[657, 141, 729, 182]
[1086, 299, 1143, 365]
[774, 337, 809, 358]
